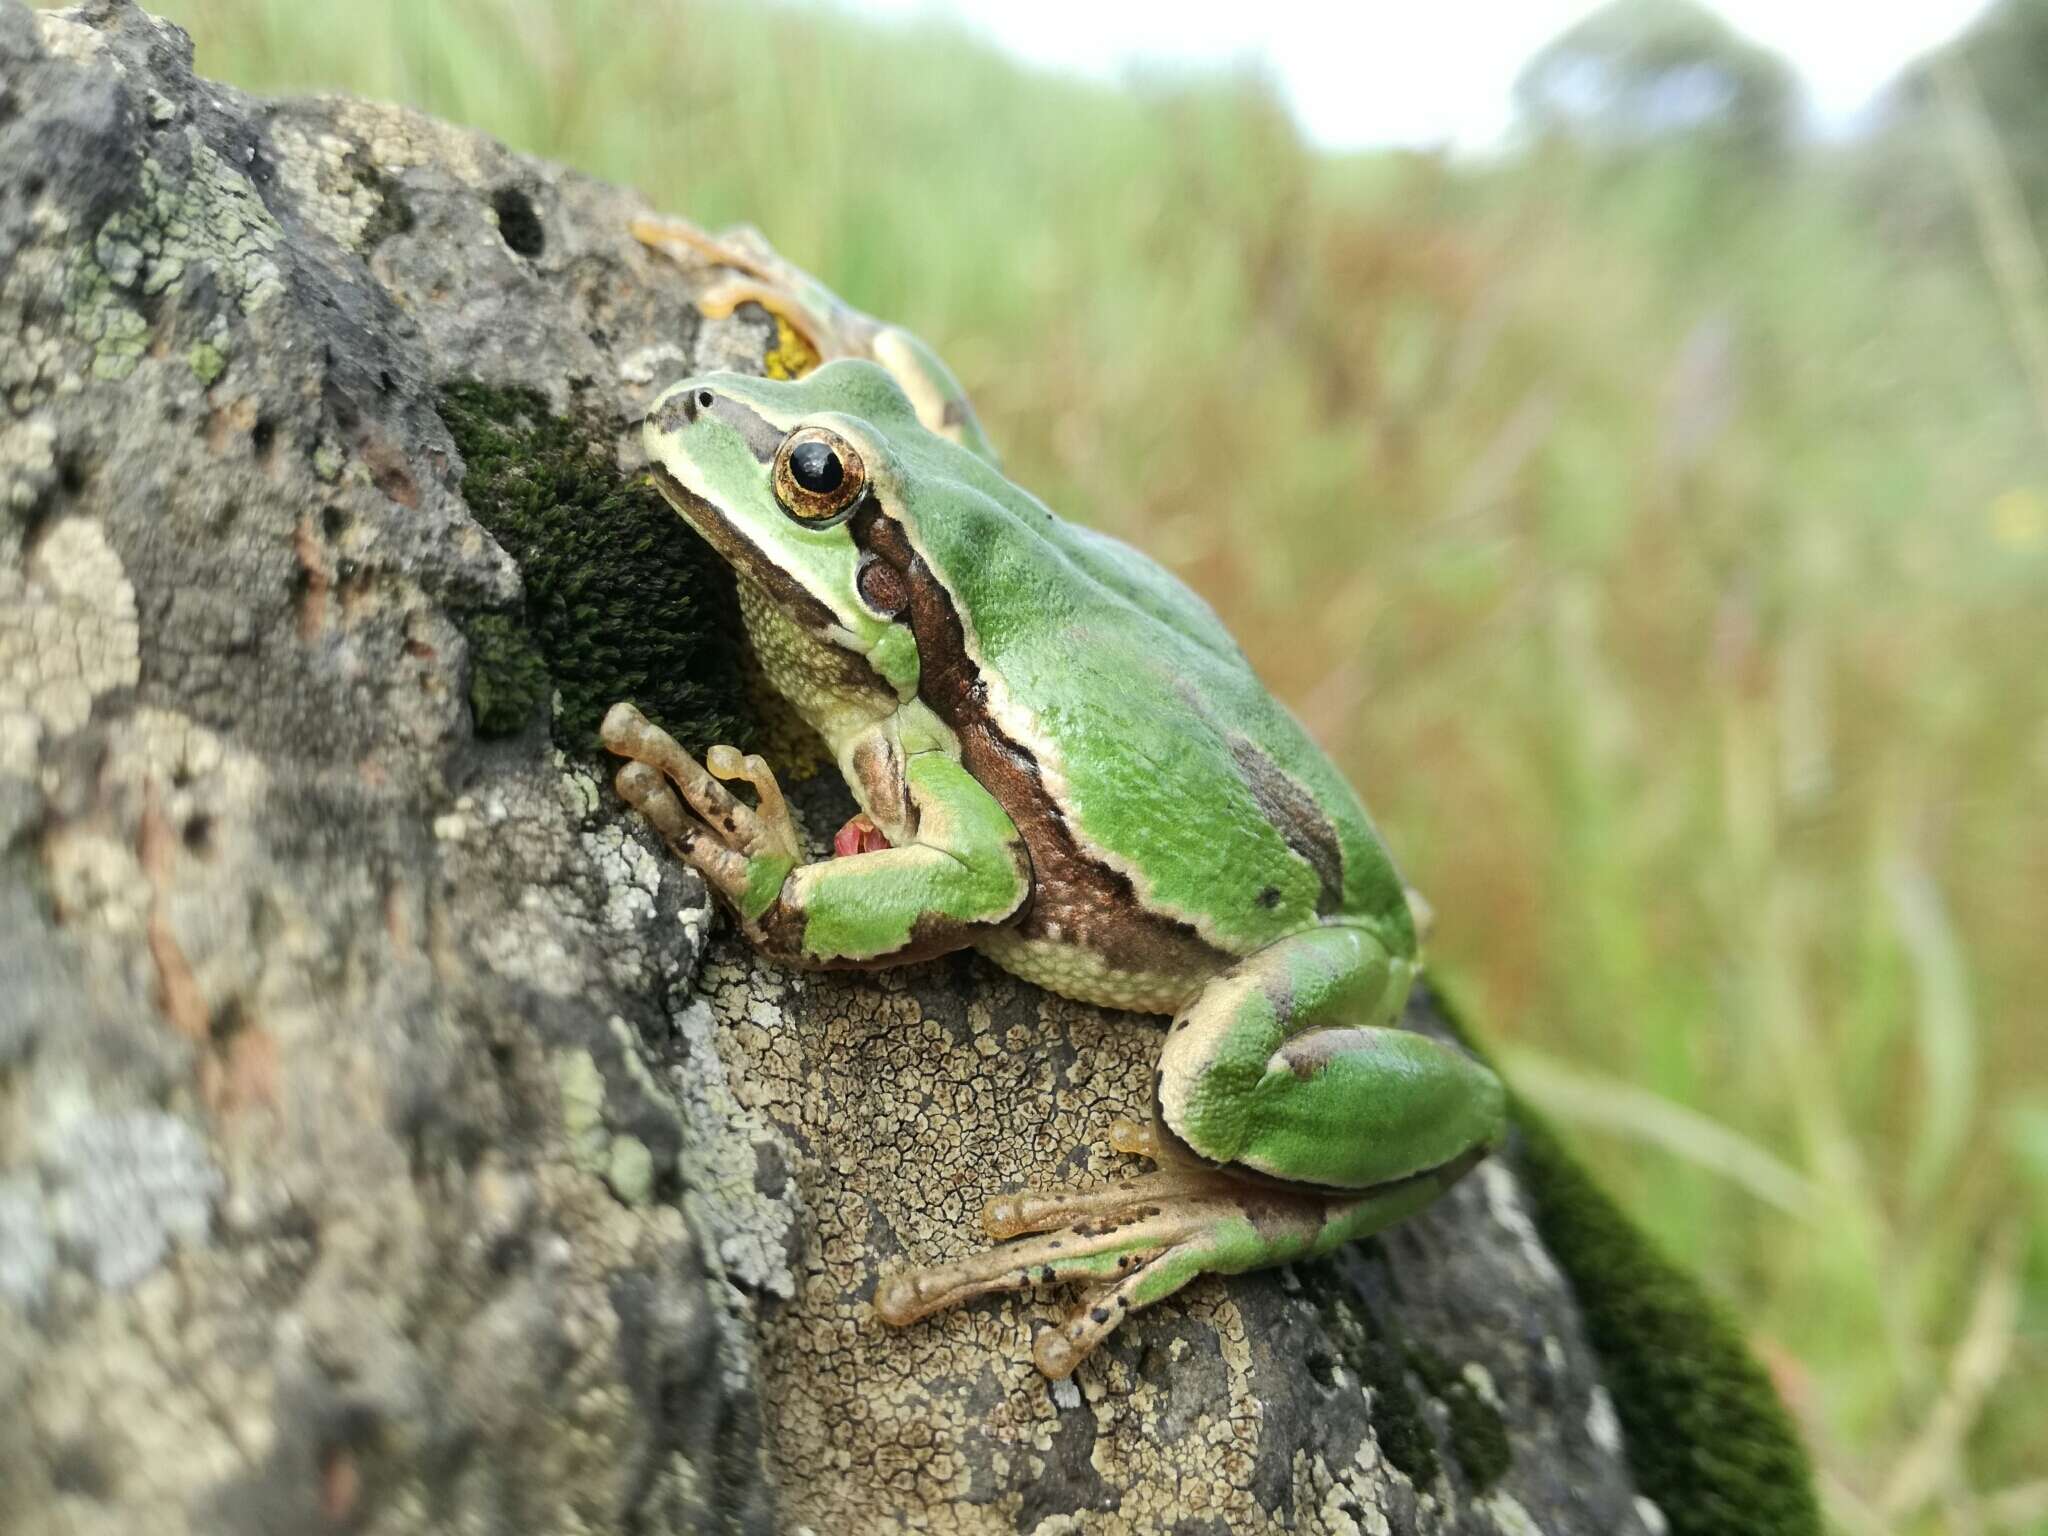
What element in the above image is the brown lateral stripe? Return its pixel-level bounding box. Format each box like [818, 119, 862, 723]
[1225, 732, 1346, 916]
[855, 508, 1228, 981]
[708, 393, 784, 462]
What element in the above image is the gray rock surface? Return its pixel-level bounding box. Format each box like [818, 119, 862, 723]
[0, 4, 1662, 1530]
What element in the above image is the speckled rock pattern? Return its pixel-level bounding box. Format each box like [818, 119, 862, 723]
[0, 4, 1656, 1531]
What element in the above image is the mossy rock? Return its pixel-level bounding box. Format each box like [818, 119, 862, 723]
[438, 380, 750, 752]
[1439, 988, 1822, 1536]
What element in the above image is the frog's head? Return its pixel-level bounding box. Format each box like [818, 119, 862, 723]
[641, 358, 930, 702]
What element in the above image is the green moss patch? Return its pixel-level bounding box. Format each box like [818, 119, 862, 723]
[1403, 1341, 1510, 1492]
[1436, 988, 1821, 1536]
[1306, 1262, 1442, 1488]
[437, 382, 750, 751]
[460, 610, 551, 738]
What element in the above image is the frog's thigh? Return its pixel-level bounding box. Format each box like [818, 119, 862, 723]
[1158, 925, 1506, 1193]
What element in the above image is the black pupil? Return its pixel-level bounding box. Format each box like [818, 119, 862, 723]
[791, 440, 844, 495]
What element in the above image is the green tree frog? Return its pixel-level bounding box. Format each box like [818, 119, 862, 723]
[604, 352, 1506, 1380]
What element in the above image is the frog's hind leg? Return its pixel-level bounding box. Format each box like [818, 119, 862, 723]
[1154, 924, 1505, 1194]
[874, 925, 1506, 1377]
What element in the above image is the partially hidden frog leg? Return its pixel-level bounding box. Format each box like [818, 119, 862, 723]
[630, 214, 782, 284]
[631, 214, 836, 370]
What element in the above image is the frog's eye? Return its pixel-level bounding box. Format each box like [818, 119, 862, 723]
[773, 426, 868, 524]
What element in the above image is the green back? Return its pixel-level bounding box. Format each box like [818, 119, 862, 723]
[863, 377, 1414, 956]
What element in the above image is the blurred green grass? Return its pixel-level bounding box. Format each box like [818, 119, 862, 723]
[143, 0, 2047, 1526]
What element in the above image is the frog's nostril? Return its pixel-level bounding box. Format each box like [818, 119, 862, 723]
[660, 387, 714, 433]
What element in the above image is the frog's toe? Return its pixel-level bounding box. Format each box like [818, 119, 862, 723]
[612, 761, 752, 902]
[976, 1119, 1167, 1239]
[1034, 1242, 1212, 1379]
[979, 1167, 1220, 1240]
[1105, 1116, 1158, 1159]
[703, 744, 800, 858]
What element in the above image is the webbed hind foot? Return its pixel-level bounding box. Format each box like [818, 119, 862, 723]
[875, 1154, 1477, 1379]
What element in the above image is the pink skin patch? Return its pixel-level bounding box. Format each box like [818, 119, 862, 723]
[833, 813, 891, 857]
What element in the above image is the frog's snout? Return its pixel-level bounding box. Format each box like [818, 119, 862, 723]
[648, 382, 717, 438]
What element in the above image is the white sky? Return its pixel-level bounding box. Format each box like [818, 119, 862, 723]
[848, 0, 1997, 150]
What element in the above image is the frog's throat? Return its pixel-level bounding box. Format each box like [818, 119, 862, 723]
[647, 461, 905, 733]
[647, 462, 836, 633]
[735, 573, 901, 741]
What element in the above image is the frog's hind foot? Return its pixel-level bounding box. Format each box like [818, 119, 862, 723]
[875, 1152, 1485, 1379]
[875, 1191, 1247, 1380]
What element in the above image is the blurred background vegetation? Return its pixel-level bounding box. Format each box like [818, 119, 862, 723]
[133, 0, 2045, 1527]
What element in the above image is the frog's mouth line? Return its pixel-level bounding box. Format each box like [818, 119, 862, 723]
[644, 459, 840, 635]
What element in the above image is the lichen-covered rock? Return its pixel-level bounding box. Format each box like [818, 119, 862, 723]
[0, 5, 1816, 1534]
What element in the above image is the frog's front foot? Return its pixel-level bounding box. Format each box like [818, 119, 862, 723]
[601, 702, 800, 909]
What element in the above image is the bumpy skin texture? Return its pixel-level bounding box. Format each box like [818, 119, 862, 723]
[0, 5, 1810, 1534]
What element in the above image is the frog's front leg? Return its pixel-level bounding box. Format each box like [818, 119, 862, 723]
[875, 924, 1506, 1377]
[602, 703, 1029, 967]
